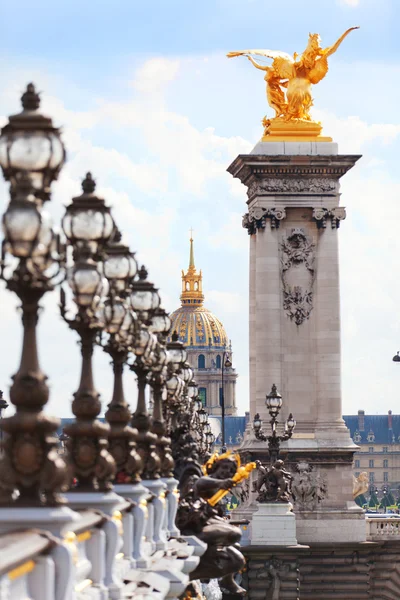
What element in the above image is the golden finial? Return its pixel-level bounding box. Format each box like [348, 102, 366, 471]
[227, 27, 359, 141]
[180, 232, 204, 307]
[189, 227, 195, 269]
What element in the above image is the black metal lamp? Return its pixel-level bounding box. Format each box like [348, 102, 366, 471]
[0, 83, 66, 200]
[265, 383, 283, 417]
[62, 173, 114, 254]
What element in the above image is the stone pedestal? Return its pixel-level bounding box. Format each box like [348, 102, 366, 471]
[228, 140, 365, 544]
[251, 503, 297, 546]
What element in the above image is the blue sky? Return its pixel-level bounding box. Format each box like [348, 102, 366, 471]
[1, 0, 400, 419]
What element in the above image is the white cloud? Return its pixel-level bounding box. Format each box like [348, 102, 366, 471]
[2, 52, 400, 421]
[133, 58, 180, 93]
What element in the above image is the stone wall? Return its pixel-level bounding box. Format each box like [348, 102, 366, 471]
[243, 541, 400, 599]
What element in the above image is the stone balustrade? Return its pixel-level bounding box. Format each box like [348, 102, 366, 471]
[366, 517, 400, 540]
[0, 479, 202, 600]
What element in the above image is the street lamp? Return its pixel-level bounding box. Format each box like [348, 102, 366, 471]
[61, 173, 116, 492]
[253, 384, 296, 463]
[220, 350, 232, 453]
[0, 83, 66, 201]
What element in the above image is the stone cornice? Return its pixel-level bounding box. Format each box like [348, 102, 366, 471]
[227, 154, 361, 201]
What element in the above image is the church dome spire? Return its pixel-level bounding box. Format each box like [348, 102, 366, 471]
[180, 234, 204, 306]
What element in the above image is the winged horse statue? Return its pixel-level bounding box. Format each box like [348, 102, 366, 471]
[227, 27, 359, 131]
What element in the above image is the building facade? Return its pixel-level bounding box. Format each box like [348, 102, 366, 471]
[344, 410, 400, 493]
[169, 238, 238, 416]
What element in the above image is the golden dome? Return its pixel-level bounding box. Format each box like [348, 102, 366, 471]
[169, 236, 229, 348]
[170, 305, 228, 348]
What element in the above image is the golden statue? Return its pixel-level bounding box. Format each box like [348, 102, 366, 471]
[227, 27, 359, 141]
[353, 471, 369, 500]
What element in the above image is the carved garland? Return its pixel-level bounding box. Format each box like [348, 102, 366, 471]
[280, 228, 315, 326]
[247, 177, 337, 199]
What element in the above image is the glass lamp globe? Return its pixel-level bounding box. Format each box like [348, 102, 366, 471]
[149, 308, 171, 335]
[181, 363, 193, 385]
[62, 173, 114, 248]
[68, 259, 102, 308]
[205, 430, 212, 441]
[151, 344, 169, 373]
[102, 297, 130, 334]
[253, 413, 262, 430]
[224, 355, 232, 369]
[130, 266, 160, 318]
[286, 413, 296, 432]
[0, 84, 66, 200]
[198, 408, 208, 425]
[166, 373, 184, 398]
[265, 384, 283, 416]
[103, 231, 137, 292]
[187, 380, 198, 399]
[167, 332, 187, 367]
[194, 398, 202, 412]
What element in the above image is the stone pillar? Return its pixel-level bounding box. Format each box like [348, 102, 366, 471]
[228, 141, 366, 543]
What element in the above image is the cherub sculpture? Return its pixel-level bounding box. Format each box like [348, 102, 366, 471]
[227, 27, 359, 135]
[253, 459, 293, 503]
[177, 453, 254, 596]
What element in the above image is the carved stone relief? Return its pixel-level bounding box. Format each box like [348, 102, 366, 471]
[249, 557, 299, 600]
[280, 228, 315, 325]
[242, 207, 286, 235]
[247, 177, 337, 199]
[291, 461, 327, 511]
[313, 207, 346, 229]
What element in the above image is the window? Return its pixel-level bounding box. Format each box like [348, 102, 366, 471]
[198, 354, 205, 369]
[369, 460, 374, 468]
[369, 472, 375, 482]
[219, 387, 223, 407]
[369, 447, 374, 453]
[384, 472, 389, 482]
[355, 460, 360, 468]
[383, 447, 388, 453]
[198, 387, 207, 407]
[384, 459, 389, 468]
[216, 355, 221, 369]
[355, 472, 360, 478]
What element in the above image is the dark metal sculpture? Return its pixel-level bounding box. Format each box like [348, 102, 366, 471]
[176, 454, 247, 596]
[253, 459, 293, 503]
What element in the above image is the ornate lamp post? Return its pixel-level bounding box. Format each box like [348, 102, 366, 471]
[61, 173, 116, 492]
[253, 384, 296, 464]
[220, 351, 232, 453]
[100, 236, 142, 484]
[129, 264, 161, 480]
[0, 83, 66, 201]
[0, 111, 67, 505]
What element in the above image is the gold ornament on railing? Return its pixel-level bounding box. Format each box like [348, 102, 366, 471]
[227, 27, 359, 142]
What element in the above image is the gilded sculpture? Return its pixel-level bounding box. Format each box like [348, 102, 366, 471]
[227, 27, 359, 140]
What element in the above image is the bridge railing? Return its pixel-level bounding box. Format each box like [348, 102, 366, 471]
[366, 516, 400, 540]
